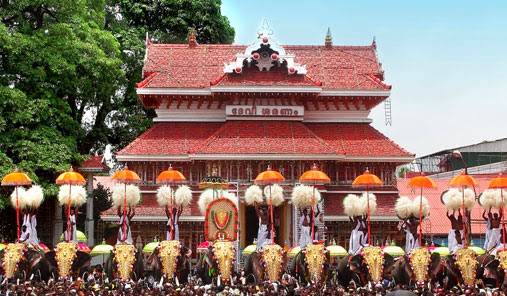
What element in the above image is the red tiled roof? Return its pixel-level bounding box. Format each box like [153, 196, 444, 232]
[397, 178, 489, 235]
[117, 122, 412, 158]
[79, 155, 110, 172]
[306, 123, 414, 157]
[139, 44, 387, 90]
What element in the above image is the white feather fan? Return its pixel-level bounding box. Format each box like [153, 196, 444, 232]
[112, 184, 141, 207]
[358, 192, 377, 215]
[25, 185, 44, 208]
[156, 185, 173, 206]
[291, 184, 317, 207]
[244, 185, 263, 205]
[10, 187, 27, 209]
[58, 185, 87, 206]
[343, 194, 360, 217]
[463, 188, 476, 211]
[264, 184, 285, 207]
[395, 196, 413, 220]
[225, 191, 238, 205]
[499, 189, 507, 208]
[198, 189, 214, 214]
[441, 189, 462, 210]
[175, 185, 192, 207]
[412, 196, 430, 220]
[479, 189, 499, 209]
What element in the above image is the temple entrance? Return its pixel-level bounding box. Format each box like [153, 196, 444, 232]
[240, 203, 291, 249]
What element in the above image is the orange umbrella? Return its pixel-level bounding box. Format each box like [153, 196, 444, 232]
[487, 175, 507, 250]
[255, 166, 285, 244]
[408, 173, 437, 246]
[299, 164, 330, 242]
[156, 165, 186, 240]
[352, 169, 383, 246]
[112, 165, 141, 243]
[448, 172, 478, 247]
[56, 167, 86, 242]
[2, 168, 32, 242]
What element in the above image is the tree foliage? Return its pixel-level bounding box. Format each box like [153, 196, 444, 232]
[0, 0, 234, 211]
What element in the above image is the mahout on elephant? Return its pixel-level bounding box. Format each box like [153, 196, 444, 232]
[391, 251, 442, 290]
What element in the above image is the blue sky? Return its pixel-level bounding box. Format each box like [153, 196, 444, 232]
[221, 0, 507, 157]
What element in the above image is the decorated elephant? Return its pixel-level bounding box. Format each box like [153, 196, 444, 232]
[196, 240, 236, 285]
[435, 248, 479, 289]
[146, 240, 192, 284]
[244, 244, 287, 283]
[103, 244, 144, 281]
[335, 248, 396, 289]
[289, 244, 331, 285]
[45, 243, 92, 279]
[392, 249, 443, 290]
[476, 253, 506, 288]
[0, 244, 53, 281]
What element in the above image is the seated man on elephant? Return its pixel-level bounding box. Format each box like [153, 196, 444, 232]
[255, 205, 269, 251]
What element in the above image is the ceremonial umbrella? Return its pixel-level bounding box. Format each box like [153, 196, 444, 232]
[156, 165, 186, 240]
[487, 175, 507, 250]
[449, 172, 478, 247]
[326, 245, 347, 257]
[382, 244, 405, 258]
[112, 165, 141, 243]
[407, 173, 437, 246]
[242, 244, 257, 256]
[352, 169, 383, 246]
[299, 164, 330, 242]
[90, 240, 114, 265]
[0, 243, 6, 252]
[77, 242, 91, 253]
[2, 168, 32, 242]
[197, 241, 211, 253]
[60, 230, 87, 243]
[142, 239, 160, 254]
[430, 246, 450, 256]
[56, 167, 86, 242]
[288, 245, 301, 258]
[255, 166, 285, 244]
[38, 243, 50, 253]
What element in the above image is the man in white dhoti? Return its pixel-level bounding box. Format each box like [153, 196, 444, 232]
[166, 206, 182, 241]
[117, 206, 135, 244]
[29, 208, 39, 245]
[402, 216, 420, 254]
[447, 210, 464, 254]
[484, 209, 502, 251]
[255, 205, 270, 251]
[349, 215, 364, 255]
[64, 207, 78, 243]
[299, 208, 311, 249]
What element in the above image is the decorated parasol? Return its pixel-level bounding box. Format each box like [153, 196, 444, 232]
[90, 240, 114, 256]
[77, 242, 91, 253]
[60, 230, 87, 243]
[487, 174, 507, 250]
[56, 167, 86, 242]
[197, 241, 211, 253]
[38, 243, 50, 253]
[199, 166, 228, 190]
[112, 165, 141, 243]
[242, 244, 257, 256]
[0, 243, 6, 252]
[382, 243, 405, 258]
[299, 164, 330, 243]
[288, 245, 301, 258]
[156, 165, 186, 241]
[326, 244, 347, 257]
[352, 169, 383, 246]
[449, 172, 478, 247]
[407, 173, 437, 246]
[142, 239, 160, 254]
[2, 168, 32, 242]
[430, 246, 450, 256]
[255, 165, 285, 244]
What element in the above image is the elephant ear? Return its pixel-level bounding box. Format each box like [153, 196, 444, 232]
[44, 251, 58, 269]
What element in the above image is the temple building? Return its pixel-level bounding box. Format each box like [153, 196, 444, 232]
[100, 24, 414, 256]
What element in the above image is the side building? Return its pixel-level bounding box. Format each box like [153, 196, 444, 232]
[99, 26, 414, 256]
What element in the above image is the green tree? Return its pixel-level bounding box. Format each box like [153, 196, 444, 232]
[103, 0, 235, 157]
[0, 0, 123, 202]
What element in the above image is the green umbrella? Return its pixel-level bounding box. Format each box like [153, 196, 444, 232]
[142, 240, 160, 254]
[90, 240, 114, 256]
[382, 245, 405, 258]
[430, 247, 450, 256]
[242, 244, 256, 255]
[326, 245, 347, 257]
[468, 245, 485, 255]
[60, 230, 87, 243]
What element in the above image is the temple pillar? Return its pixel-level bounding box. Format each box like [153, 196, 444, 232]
[85, 172, 95, 246]
[53, 202, 63, 246]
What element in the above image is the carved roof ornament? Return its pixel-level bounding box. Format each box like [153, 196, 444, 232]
[188, 28, 197, 47]
[224, 19, 307, 75]
[325, 27, 333, 48]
